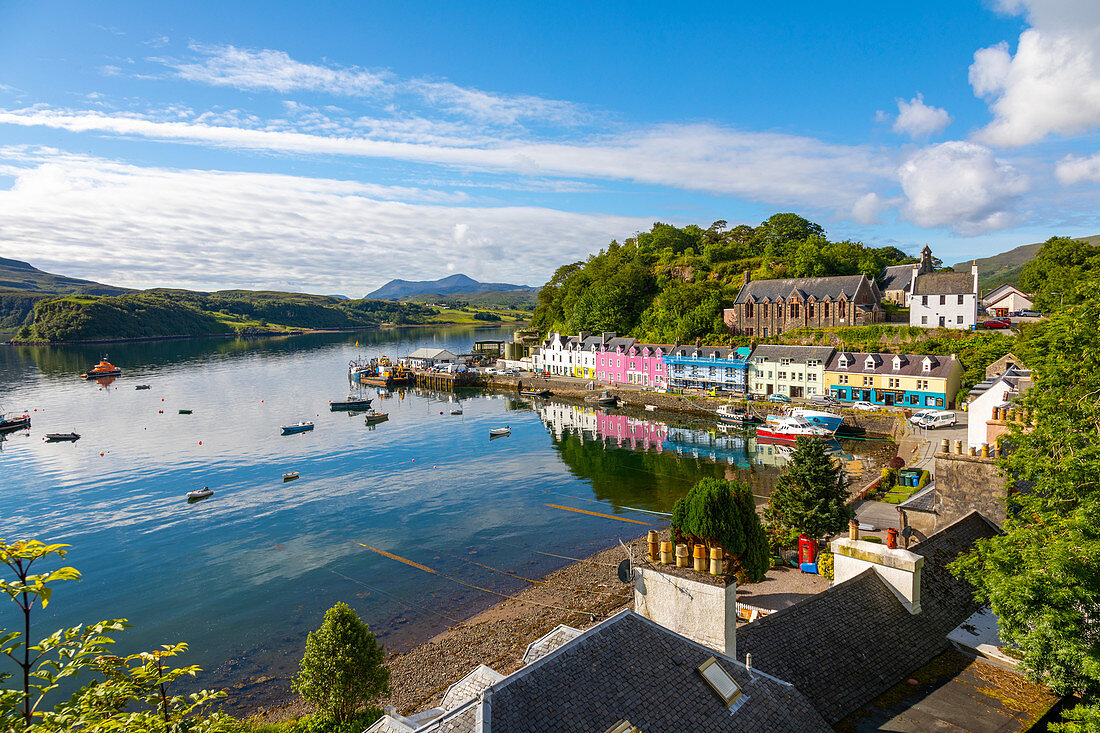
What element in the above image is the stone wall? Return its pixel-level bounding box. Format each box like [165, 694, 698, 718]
[933, 452, 1008, 527]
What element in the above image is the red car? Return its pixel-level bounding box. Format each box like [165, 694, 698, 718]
[980, 318, 1012, 329]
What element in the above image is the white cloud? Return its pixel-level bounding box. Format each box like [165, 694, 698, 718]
[898, 141, 1029, 234]
[851, 192, 887, 225]
[1055, 152, 1100, 184]
[0, 107, 892, 211]
[0, 148, 648, 292]
[971, 1, 1100, 146]
[892, 94, 951, 139]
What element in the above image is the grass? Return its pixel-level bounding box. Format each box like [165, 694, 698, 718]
[424, 307, 531, 324]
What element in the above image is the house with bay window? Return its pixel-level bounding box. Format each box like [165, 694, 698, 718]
[747, 345, 835, 398]
[824, 351, 963, 409]
[663, 346, 752, 392]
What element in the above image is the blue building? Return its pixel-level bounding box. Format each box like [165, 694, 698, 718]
[663, 345, 752, 391]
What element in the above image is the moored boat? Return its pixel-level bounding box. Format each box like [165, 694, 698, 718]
[44, 433, 81, 442]
[81, 356, 122, 380]
[519, 389, 552, 398]
[281, 421, 315, 435]
[283, 472, 299, 481]
[135, 384, 151, 390]
[186, 487, 213, 501]
[717, 404, 763, 426]
[756, 416, 833, 442]
[363, 411, 389, 424]
[330, 395, 373, 410]
[489, 426, 511, 436]
[788, 408, 843, 434]
[179, 409, 192, 415]
[585, 390, 618, 406]
[0, 412, 31, 433]
[355, 356, 412, 387]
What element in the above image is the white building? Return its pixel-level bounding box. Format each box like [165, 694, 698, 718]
[538, 332, 580, 376]
[982, 284, 1033, 317]
[910, 264, 979, 330]
[965, 366, 1032, 450]
[404, 348, 457, 369]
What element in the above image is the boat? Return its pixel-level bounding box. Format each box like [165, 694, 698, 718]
[0, 412, 31, 433]
[644, 404, 658, 411]
[283, 472, 299, 481]
[585, 390, 618, 406]
[519, 389, 552, 398]
[363, 411, 389, 424]
[354, 356, 412, 387]
[489, 426, 511, 436]
[788, 408, 844, 434]
[186, 487, 213, 501]
[179, 409, 192, 415]
[717, 404, 763, 426]
[135, 385, 151, 390]
[330, 395, 373, 411]
[81, 356, 122, 380]
[281, 421, 315, 435]
[450, 408, 463, 415]
[44, 433, 81, 442]
[756, 416, 834, 442]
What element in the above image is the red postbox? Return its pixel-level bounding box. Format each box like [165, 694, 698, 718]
[798, 534, 817, 564]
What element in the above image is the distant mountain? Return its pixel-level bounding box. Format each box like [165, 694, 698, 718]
[954, 234, 1100, 291]
[366, 273, 538, 300]
[0, 256, 129, 296]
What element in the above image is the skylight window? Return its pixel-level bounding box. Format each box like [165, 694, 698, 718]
[697, 656, 743, 706]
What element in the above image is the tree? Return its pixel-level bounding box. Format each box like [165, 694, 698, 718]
[293, 602, 389, 724]
[670, 478, 770, 583]
[764, 437, 853, 540]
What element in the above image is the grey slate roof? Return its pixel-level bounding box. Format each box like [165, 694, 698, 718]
[899, 484, 937, 513]
[749, 345, 836, 362]
[913, 272, 974, 295]
[827, 351, 959, 379]
[733, 274, 871, 304]
[879, 263, 916, 292]
[487, 610, 829, 732]
[735, 512, 999, 724]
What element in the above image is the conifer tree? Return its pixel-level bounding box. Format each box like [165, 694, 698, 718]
[671, 478, 770, 583]
[764, 437, 853, 540]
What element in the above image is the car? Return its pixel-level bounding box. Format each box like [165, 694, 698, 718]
[850, 401, 878, 411]
[1015, 309, 1041, 318]
[766, 394, 790, 403]
[807, 393, 840, 405]
[980, 318, 1012, 329]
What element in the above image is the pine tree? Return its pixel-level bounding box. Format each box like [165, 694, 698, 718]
[671, 478, 770, 583]
[765, 437, 853, 540]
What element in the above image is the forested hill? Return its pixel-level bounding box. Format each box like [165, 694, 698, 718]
[531, 214, 914, 345]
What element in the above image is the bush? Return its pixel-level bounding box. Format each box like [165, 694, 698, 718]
[888, 456, 906, 470]
[292, 603, 389, 724]
[671, 478, 770, 583]
[817, 550, 834, 580]
[917, 470, 931, 489]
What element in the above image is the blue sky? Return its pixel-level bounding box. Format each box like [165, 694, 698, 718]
[1, 0, 1099, 294]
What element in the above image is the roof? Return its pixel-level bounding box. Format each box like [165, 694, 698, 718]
[879, 263, 916, 292]
[982, 284, 1030, 304]
[735, 512, 999, 724]
[913, 272, 975, 295]
[967, 366, 1032, 401]
[522, 624, 582, 665]
[899, 484, 937, 513]
[407, 348, 457, 359]
[826, 351, 960, 378]
[733, 274, 872, 304]
[487, 611, 829, 732]
[749, 345, 836, 362]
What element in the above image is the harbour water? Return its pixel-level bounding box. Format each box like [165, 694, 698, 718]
[0, 326, 891, 708]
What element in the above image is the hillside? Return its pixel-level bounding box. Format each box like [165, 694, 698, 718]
[366, 273, 537, 300]
[0, 256, 129, 296]
[398, 288, 538, 308]
[954, 234, 1100, 291]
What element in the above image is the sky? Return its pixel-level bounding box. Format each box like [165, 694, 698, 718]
[1, 0, 1099, 296]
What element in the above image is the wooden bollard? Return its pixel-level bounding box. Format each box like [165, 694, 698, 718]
[647, 530, 659, 562]
[693, 544, 707, 572]
[675, 544, 690, 568]
[709, 547, 724, 576]
[660, 541, 674, 565]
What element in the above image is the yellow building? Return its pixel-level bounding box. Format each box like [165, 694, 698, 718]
[823, 352, 963, 409]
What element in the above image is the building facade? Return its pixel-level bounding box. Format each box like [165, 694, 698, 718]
[724, 273, 885, 336]
[909, 265, 979, 330]
[965, 366, 1031, 450]
[663, 346, 752, 392]
[823, 351, 963, 408]
[747, 345, 835, 398]
[981, 284, 1033, 317]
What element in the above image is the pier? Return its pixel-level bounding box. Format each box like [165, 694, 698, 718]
[412, 370, 485, 391]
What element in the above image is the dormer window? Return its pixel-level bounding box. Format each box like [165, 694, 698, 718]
[865, 356, 876, 370]
[922, 358, 932, 372]
[892, 356, 902, 370]
[838, 355, 849, 369]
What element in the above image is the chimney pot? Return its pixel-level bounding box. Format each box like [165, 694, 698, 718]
[675, 543, 690, 568]
[954, 439, 963, 455]
[940, 439, 949, 453]
[693, 544, 707, 572]
[981, 443, 989, 458]
[849, 519, 860, 541]
[660, 540, 674, 565]
[709, 547, 724, 576]
[886, 528, 898, 549]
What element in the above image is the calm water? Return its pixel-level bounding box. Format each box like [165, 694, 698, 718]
[0, 326, 890, 708]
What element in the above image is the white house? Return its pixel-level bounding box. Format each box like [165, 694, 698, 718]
[910, 263, 979, 330]
[404, 348, 457, 369]
[965, 366, 1031, 450]
[538, 332, 580, 376]
[982, 284, 1033, 317]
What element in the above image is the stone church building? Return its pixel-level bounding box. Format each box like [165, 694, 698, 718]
[723, 271, 885, 337]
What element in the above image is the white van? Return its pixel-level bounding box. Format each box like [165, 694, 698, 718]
[918, 412, 957, 429]
[909, 409, 939, 425]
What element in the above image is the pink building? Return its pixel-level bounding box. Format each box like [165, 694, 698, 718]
[595, 338, 670, 389]
[595, 413, 669, 451]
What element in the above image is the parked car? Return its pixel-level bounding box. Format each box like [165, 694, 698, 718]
[807, 393, 840, 405]
[850, 401, 878, 411]
[767, 394, 790, 403]
[980, 318, 1012, 329]
[1014, 309, 1041, 318]
[918, 411, 957, 429]
[909, 409, 942, 425]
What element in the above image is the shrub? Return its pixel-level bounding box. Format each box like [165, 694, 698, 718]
[917, 470, 931, 489]
[671, 478, 770, 583]
[888, 456, 906, 470]
[817, 550, 834, 580]
[292, 602, 389, 724]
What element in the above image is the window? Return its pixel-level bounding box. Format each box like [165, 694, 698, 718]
[762, 304, 769, 317]
[823, 302, 830, 317]
[746, 328, 753, 336]
[790, 303, 799, 317]
[838, 374, 849, 384]
[863, 376, 873, 386]
[910, 394, 919, 404]
[917, 379, 929, 390]
[795, 373, 803, 381]
[781, 358, 792, 366]
[809, 373, 817, 381]
[921, 316, 928, 324]
[888, 378, 899, 388]
[957, 315, 964, 324]
[807, 359, 818, 367]
[807, 303, 815, 317]
[777, 371, 787, 380]
[745, 302, 753, 317]
[939, 295, 945, 305]
[958, 294, 964, 305]
[922, 295, 928, 306]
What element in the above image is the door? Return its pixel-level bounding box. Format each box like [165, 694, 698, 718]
[938, 316, 945, 327]
[885, 393, 894, 406]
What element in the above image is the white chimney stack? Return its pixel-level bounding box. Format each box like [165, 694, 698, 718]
[829, 538, 924, 614]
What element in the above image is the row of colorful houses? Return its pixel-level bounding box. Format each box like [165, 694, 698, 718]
[536, 332, 964, 408]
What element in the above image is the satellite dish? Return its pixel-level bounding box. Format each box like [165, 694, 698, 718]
[617, 558, 631, 584]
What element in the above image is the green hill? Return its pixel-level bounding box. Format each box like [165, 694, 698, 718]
[954, 234, 1100, 291]
[398, 288, 538, 308]
[0, 256, 129, 296]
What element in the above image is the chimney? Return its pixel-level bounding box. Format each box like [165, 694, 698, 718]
[830, 536, 924, 614]
[742, 269, 751, 287]
[634, 563, 737, 657]
[972, 261, 979, 296]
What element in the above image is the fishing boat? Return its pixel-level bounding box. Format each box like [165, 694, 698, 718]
[788, 408, 844, 434]
[519, 389, 552, 398]
[81, 356, 122, 380]
[281, 421, 315, 435]
[756, 416, 833, 442]
[489, 426, 511, 436]
[354, 356, 412, 387]
[135, 384, 151, 390]
[585, 390, 618, 406]
[717, 403, 762, 426]
[330, 395, 373, 411]
[363, 411, 389, 424]
[179, 409, 192, 415]
[283, 472, 299, 481]
[186, 487, 213, 501]
[44, 433, 81, 442]
[0, 412, 31, 433]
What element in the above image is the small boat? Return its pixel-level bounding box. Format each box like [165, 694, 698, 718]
[281, 421, 315, 435]
[489, 426, 511, 436]
[519, 389, 552, 398]
[81, 356, 122, 380]
[283, 472, 299, 481]
[135, 385, 151, 390]
[330, 395, 373, 411]
[363, 411, 389, 424]
[450, 408, 463, 415]
[585, 390, 618, 406]
[717, 404, 762, 426]
[0, 412, 31, 433]
[44, 433, 81, 442]
[178, 409, 192, 415]
[186, 487, 213, 501]
[644, 404, 658, 412]
[787, 408, 843, 434]
[756, 416, 833, 442]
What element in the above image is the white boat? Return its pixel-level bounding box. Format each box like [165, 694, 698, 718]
[283, 472, 299, 481]
[789, 408, 844, 434]
[186, 487, 213, 500]
[450, 408, 463, 415]
[489, 426, 511, 436]
[756, 416, 833, 442]
[644, 404, 657, 411]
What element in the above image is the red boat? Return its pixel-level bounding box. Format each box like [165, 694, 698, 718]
[755, 416, 832, 442]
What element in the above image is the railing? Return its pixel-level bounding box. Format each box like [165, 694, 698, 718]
[663, 356, 749, 367]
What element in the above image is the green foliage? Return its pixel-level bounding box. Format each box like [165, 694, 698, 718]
[1019, 236, 1100, 311]
[917, 470, 930, 489]
[670, 478, 770, 583]
[293, 602, 389, 724]
[764, 437, 854, 540]
[952, 294, 1100, 727]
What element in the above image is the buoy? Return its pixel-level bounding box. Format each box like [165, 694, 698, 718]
[99, 452, 104, 456]
[158, 410, 163, 413]
[440, 411, 443, 414]
[161, 398, 164, 401]
[198, 441, 202, 445]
